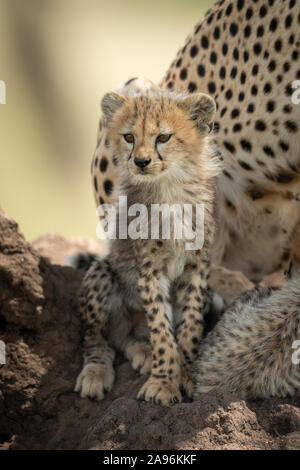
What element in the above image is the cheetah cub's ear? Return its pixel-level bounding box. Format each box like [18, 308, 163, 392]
[179, 93, 216, 135]
[101, 92, 126, 122]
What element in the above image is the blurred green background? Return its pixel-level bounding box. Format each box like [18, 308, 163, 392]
[0, 0, 214, 241]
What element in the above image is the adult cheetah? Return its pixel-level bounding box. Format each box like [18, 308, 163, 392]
[91, 0, 300, 282]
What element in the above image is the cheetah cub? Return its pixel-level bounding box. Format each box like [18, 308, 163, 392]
[194, 278, 300, 399]
[74, 88, 219, 406]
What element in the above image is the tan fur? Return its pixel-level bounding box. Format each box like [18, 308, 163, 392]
[194, 280, 300, 399]
[91, 0, 300, 282]
[80, 0, 300, 401]
[75, 89, 219, 406]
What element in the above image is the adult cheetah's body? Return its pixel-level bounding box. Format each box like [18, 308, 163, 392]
[91, 0, 300, 281]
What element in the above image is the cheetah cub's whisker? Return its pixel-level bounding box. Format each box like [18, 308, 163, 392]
[74, 87, 220, 406]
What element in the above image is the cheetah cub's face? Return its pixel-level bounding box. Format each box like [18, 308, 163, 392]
[101, 90, 216, 183]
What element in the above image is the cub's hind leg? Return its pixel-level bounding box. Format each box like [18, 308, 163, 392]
[74, 259, 116, 400]
[121, 304, 152, 376]
[109, 304, 152, 376]
[122, 337, 152, 376]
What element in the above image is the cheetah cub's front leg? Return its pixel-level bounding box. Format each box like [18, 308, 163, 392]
[75, 259, 153, 401]
[137, 255, 182, 406]
[174, 255, 211, 397]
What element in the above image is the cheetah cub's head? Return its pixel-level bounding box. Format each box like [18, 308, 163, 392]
[101, 89, 217, 184]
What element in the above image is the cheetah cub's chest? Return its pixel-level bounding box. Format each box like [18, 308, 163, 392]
[165, 248, 187, 282]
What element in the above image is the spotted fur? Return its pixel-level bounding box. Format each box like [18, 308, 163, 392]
[78, 0, 300, 403]
[194, 278, 300, 399]
[91, 0, 300, 282]
[75, 89, 220, 406]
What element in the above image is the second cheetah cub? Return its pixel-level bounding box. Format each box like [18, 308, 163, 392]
[75, 87, 219, 406]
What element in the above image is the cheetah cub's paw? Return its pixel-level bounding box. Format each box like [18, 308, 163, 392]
[137, 376, 182, 407]
[74, 363, 115, 400]
[180, 368, 195, 399]
[126, 341, 152, 375]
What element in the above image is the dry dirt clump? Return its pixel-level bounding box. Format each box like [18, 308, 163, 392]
[0, 208, 299, 450]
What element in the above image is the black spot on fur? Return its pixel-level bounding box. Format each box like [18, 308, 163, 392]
[244, 25, 251, 38]
[240, 139, 252, 152]
[222, 43, 228, 55]
[269, 18, 278, 33]
[238, 160, 253, 171]
[213, 26, 220, 40]
[224, 141, 236, 154]
[251, 85, 258, 96]
[180, 68, 187, 80]
[259, 5, 268, 17]
[285, 121, 298, 133]
[201, 35, 209, 49]
[263, 146, 275, 158]
[197, 64, 205, 77]
[230, 23, 238, 37]
[100, 157, 108, 172]
[210, 51, 217, 64]
[253, 43, 262, 55]
[190, 45, 198, 57]
[188, 82, 197, 92]
[246, 7, 253, 20]
[255, 120, 267, 131]
[104, 180, 113, 196]
[208, 82, 216, 94]
[268, 60, 276, 71]
[279, 141, 289, 152]
[225, 89, 233, 100]
[274, 39, 282, 52]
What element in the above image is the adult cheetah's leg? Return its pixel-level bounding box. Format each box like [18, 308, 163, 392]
[137, 258, 182, 406]
[74, 261, 115, 400]
[174, 258, 210, 396]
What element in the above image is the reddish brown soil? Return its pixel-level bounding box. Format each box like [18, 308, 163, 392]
[0, 208, 299, 450]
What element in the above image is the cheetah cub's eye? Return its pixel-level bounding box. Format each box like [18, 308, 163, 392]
[123, 134, 134, 143]
[156, 134, 172, 144]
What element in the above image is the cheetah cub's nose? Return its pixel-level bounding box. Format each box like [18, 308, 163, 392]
[134, 157, 151, 168]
